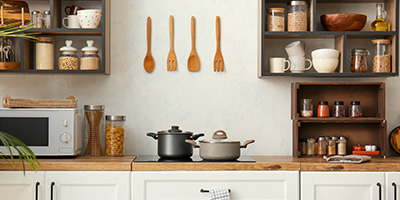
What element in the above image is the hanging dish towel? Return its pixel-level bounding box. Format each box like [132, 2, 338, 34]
[209, 188, 230, 200]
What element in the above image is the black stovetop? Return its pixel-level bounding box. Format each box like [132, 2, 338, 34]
[134, 155, 256, 162]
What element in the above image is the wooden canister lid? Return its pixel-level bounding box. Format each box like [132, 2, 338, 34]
[372, 39, 391, 44]
[267, 8, 285, 13]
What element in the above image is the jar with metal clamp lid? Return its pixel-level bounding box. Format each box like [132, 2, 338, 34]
[81, 40, 101, 70]
[351, 48, 369, 72]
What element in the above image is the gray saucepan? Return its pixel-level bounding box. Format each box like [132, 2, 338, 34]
[185, 130, 255, 161]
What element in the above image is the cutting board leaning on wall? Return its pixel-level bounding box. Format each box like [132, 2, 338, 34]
[0, 0, 30, 25]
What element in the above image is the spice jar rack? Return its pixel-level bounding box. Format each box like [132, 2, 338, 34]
[259, 0, 399, 77]
[291, 82, 386, 157]
[0, 0, 110, 74]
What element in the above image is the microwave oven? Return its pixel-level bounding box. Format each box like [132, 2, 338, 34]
[0, 108, 82, 156]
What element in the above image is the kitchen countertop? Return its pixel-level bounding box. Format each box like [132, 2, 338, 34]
[2, 156, 400, 171]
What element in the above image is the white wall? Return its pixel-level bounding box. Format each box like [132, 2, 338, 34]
[0, 0, 399, 156]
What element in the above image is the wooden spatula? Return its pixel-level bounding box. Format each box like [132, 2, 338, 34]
[167, 15, 177, 71]
[214, 16, 224, 72]
[187, 16, 200, 72]
[143, 16, 154, 73]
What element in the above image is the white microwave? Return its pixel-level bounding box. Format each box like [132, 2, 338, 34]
[0, 108, 82, 156]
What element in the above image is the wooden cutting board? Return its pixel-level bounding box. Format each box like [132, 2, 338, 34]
[389, 126, 400, 155]
[0, 0, 30, 25]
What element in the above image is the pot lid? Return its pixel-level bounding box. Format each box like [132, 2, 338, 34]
[82, 40, 99, 52]
[158, 125, 193, 134]
[60, 40, 77, 52]
[200, 130, 239, 143]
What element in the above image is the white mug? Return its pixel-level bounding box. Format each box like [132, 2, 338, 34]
[78, 9, 102, 29]
[285, 41, 306, 57]
[63, 15, 80, 29]
[289, 56, 312, 73]
[269, 57, 290, 73]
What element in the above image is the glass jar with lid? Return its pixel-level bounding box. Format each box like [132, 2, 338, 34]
[84, 105, 105, 157]
[351, 48, 369, 72]
[372, 39, 391, 73]
[36, 37, 54, 70]
[287, 1, 308, 32]
[300, 99, 313, 117]
[317, 101, 329, 117]
[267, 8, 285, 32]
[337, 136, 346, 155]
[80, 40, 101, 70]
[105, 115, 126, 156]
[317, 136, 326, 155]
[349, 101, 362, 117]
[43, 10, 51, 28]
[31, 10, 40, 26]
[333, 101, 345, 117]
[328, 139, 336, 155]
[299, 139, 307, 155]
[307, 138, 315, 155]
[59, 40, 79, 70]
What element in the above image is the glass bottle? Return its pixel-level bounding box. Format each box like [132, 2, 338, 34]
[84, 105, 105, 157]
[105, 115, 126, 156]
[351, 48, 369, 72]
[371, 3, 388, 31]
[317, 136, 326, 155]
[267, 8, 285, 32]
[31, 10, 40, 26]
[332, 101, 345, 117]
[80, 40, 101, 70]
[300, 99, 313, 117]
[58, 40, 79, 70]
[349, 101, 362, 117]
[372, 39, 391, 73]
[317, 101, 329, 117]
[287, 1, 308, 32]
[337, 136, 346, 155]
[299, 139, 307, 155]
[35, 37, 54, 70]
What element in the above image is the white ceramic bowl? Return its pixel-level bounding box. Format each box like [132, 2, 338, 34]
[77, 9, 102, 29]
[312, 58, 339, 73]
[311, 48, 340, 59]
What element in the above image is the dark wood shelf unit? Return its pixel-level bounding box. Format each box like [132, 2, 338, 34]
[291, 82, 386, 158]
[260, 0, 399, 77]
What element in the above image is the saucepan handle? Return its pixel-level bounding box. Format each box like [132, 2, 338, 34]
[185, 139, 199, 148]
[240, 140, 255, 148]
[191, 133, 205, 140]
[146, 132, 158, 140]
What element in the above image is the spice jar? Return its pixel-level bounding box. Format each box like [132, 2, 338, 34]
[31, 10, 40, 27]
[287, 1, 308, 32]
[337, 136, 346, 155]
[105, 115, 126, 156]
[59, 40, 79, 70]
[328, 139, 336, 155]
[317, 101, 329, 117]
[36, 37, 54, 70]
[44, 10, 51, 28]
[299, 139, 307, 155]
[349, 101, 362, 117]
[36, 13, 44, 28]
[351, 48, 369, 72]
[81, 40, 101, 70]
[317, 136, 326, 155]
[84, 105, 105, 157]
[372, 39, 391, 73]
[267, 8, 285, 32]
[300, 99, 313, 117]
[332, 101, 345, 117]
[307, 138, 315, 155]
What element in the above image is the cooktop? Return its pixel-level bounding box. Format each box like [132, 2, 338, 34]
[134, 155, 256, 162]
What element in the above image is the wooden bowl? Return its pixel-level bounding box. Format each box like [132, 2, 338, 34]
[0, 62, 20, 70]
[321, 13, 367, 31]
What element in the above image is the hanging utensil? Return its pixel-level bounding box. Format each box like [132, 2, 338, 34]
[167, 15, 177, 71]
[143, 16, 154, 73]
[213, 16, 224, 72]
[187, 16, 200, 72]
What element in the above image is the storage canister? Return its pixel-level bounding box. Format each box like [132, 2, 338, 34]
[84, 105, 105, 157]
[317, 101, 329, 117]
[328, 138, 336, 155]
[80, 40, 101, 70]
[299, 138, 307, 155]
[351, 48, 369, 72]
[59, 40, 79, 70]
[36, 37, 54, 70]
[307, 138, 315, 155]
[267, 8, 285, 32]
[332, 101, 345, 117]
[287, 1, 308, 32]
[372, 39, 391, 73]
[337, 136, 346, 155]
[300, 99, 313, 117]
[43, 10, 51, 28]
[31, 10, 40, 27]
[317, 136, 326, 155]
[105, 115, 126, 156]
[349, 101, 362, 117]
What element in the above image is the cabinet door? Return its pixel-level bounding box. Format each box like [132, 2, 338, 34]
[386, 172, 400, 200]
[0, 171, 44, 200]
[301, 172, 385, 200]
[46, 171, 130, 200]
[132, 171, 299, 200]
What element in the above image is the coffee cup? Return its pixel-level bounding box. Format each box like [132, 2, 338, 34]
[77, 9, 102, 29]
[269, 57, 290, 73]
[285, 41, 306, 57]
[65, 5, 85, 15]
[63, 15, 80, 29]
[289, 56, 312, 73]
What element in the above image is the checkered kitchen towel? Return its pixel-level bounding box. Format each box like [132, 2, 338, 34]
[209, 188, 230, 200]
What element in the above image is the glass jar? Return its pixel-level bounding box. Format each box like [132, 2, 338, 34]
[299, 139, 307, 155]
[287, 1, 308, 32]
[307, 138, 315, 155]
[43, 10, 51, 28]
[84, 105, 105, 157]
[81, 40, 101, 70]
[59, 40, 79, 70]
[317, 101, 329, 117]
[332, 101, 345, 117]
[317, 136, 326, 155]
[105, 115, 126, 156]
[328, 139, 336, 155]
[267, 8, 285, 32]
[349, 101, 362, 117]
[351, 48, 369, 72]
[36, 13, 44, 28]
[300, 99, 313, 117]
[372, 39, 391, 73]
[31, 10, 40, 26]
[36, 37, 54, 70]
[337, 136, 346, 155]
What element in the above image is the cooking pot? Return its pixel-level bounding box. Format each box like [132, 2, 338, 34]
[185, 130, 255, 161]
[147, 125, 204, 159]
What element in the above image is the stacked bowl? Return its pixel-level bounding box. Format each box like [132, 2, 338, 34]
[311, 48, 340, 73]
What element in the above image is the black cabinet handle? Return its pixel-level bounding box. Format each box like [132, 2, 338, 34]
[393, 182, 397, 200]
[200, 189, 231, 193]
[377, 182, 382, 200]
[35, 182, 40, 200]
[50, 182, 55, 200]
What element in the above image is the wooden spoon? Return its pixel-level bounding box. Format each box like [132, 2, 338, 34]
[143, 16, 154, 73]
[187, 16, 200, 72]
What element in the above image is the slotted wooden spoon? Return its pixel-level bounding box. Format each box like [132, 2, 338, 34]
[143, 16, 154, 73]
[187, 16, 200, 72]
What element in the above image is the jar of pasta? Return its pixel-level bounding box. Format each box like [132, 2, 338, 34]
[105, 115, 126, 156]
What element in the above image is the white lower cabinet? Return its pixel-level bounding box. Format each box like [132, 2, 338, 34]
[386, 172, 400, 200]
[301, 171, 385, 200]
[131, 171, 299, 200]
[0, 171, 45, 200]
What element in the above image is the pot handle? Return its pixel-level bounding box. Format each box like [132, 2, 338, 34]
[212, 130, 228, 139]
[185, 139, 199, 148]
[240, 140, 255, 148]
[146, 132, 158, 140]
[191, 133, 205, 140]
